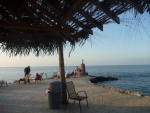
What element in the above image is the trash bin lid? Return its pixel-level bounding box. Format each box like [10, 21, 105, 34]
[50, 81, 62, 91]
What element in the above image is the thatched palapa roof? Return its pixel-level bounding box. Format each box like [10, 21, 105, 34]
[0, 0, 150, 56]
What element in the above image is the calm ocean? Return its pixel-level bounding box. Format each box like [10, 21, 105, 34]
[0, 65, 150, 96]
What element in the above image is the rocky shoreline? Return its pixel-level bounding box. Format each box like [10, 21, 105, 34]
[88, 75, 149, 97]
[89, 75, 118, 83]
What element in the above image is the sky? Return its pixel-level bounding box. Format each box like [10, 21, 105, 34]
[0, 12, 150, 67]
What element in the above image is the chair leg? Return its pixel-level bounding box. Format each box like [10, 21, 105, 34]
[73, 100, 75, 106]
[79, 100, 82, 113]
[86, 98, 89, 108]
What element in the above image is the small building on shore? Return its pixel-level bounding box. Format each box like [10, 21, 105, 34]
[74, 59, 88, 77]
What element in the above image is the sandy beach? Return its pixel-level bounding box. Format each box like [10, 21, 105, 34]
[0, 77, 150, 113]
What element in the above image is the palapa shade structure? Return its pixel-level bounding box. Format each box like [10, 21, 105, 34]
[0, 0, 150, 104]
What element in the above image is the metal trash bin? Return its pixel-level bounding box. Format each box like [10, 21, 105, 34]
[48, 81, 62, 109]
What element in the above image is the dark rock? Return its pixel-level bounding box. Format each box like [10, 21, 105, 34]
[89, 76, 118, 83]
[89, 77, 98, 83]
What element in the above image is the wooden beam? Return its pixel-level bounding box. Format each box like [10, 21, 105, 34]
[28, 0, 58, 21]
[90, 0, 120, 24]
[6, 32, 53, 38]
[42, 0, 63, 14]
[71, 17, 92, 32]
[125, 0, 143, 14]
[6, 32, 77, 43]
[26, 7, 54, 25]
[0, 7, 13, 21]
[59, 0, 89, 25]
[61, 32, 77, 42]
[0, 22, 72, 32]
[79, 10, 103, 31]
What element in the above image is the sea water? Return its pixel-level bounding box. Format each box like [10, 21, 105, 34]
[0, 65, 150, 96]
[86, 65, 150, 96]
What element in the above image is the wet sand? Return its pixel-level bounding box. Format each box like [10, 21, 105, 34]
[0, 77, 150, 113]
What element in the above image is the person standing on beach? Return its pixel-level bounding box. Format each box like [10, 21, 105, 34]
[24, 66, 31, 84]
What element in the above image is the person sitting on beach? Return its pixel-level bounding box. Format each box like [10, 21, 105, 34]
[74, 66, 78, 75]
[34, 73, 41, 81]
[75, 66, 81, 75]
[65, 71, 69, 78]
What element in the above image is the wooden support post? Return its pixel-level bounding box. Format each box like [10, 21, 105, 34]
[58, 43, 67, 104]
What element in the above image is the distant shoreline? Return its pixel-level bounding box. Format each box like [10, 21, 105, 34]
[0, 64, 150, 68]
[0, 65, 150, 96]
